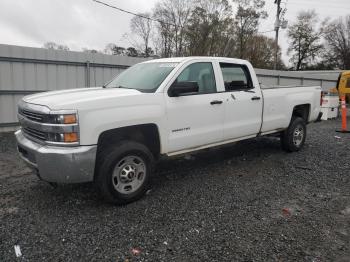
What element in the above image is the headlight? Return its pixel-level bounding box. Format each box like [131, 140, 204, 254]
[45, 111, 79, 145]
[47, 113, 77, 124]
[47, 132, 79, 143]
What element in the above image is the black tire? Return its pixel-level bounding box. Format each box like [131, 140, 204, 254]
[96, 140, 154, 205]
[281, 117, 307, 152]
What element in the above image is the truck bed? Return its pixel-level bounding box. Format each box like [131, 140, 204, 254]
[260, 85, 322, 134]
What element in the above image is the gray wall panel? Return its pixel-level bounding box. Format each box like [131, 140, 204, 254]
[0, 95, 18, 123]
[67, 66, 77, 89]
[24, 62, 36, 90]
[47, 64, 57, 91]
[57, 65, 67, 90]
[258, 76, 277, 87]
[304, 79, 320, 87]
[0, 62, 12, 89]
[36, 63, 48, 90]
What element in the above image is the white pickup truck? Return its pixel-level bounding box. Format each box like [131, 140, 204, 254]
[15, 57, 322, 204]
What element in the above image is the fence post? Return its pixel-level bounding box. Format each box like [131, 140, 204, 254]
[320, 79, 323, 89]
[86, 61, 90, 87]
[277, 75, 281, 85]
[301, 77, 304, 86]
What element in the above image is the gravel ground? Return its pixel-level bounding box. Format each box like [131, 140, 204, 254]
[0, 119, 349, 262]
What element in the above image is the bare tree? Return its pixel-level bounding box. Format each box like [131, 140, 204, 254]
[185, 0, 234, 56]
[322, 15, 350, 70]
[287, 10, 323, 70]
[126, 47, 139, 57]
[152, 20, 174, 57]
[153, 0, 193, 57]
[104, 43, 126, 56]
[82, 48, 100, 54]
[232, 0, 268, 59]
[104, 43, 116, 55]
[147, 0, 280, 69]
[246, 35, 284, 69]
[43, 42, 69, 51]
[130, 13, 153, 57]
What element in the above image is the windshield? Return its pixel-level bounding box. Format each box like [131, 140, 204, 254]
[106, 62, 178, 92]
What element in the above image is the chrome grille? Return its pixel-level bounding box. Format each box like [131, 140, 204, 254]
[18, 101, 79, 146]
[23, 127, 47, 141]
[19, 109, 44, 123]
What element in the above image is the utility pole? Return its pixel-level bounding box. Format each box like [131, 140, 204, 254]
[274, 0, 282, 70]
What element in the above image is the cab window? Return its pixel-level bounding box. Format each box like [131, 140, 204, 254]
[175, 62, 217, 94]
[220, 63, 253, 91]
[346, 78, 350, 89]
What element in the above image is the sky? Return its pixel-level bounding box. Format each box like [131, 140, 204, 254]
[0, 0, 349, 65]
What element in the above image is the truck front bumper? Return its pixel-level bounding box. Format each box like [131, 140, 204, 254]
[15, 130, 97, 183]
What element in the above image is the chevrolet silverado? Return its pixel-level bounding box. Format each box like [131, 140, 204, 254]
[15, 57, 322, 204]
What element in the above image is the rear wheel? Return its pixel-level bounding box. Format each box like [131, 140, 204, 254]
[281, 117, 307, 152]
[96, 141, 154, 205]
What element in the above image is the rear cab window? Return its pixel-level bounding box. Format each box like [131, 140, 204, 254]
[219, 63, 253, 92]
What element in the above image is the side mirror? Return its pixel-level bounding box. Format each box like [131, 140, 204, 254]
[168, 81, 199, 97]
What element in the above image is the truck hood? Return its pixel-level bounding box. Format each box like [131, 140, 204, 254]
[23, 87, 142, 109]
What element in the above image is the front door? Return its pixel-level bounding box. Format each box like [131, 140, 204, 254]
[166, 62, 225, 153]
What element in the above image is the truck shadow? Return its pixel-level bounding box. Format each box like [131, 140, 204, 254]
[154, 137, 282, 178]
[23, 136, 284, 207]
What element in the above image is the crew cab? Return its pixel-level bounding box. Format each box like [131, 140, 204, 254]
[15, 57, 322, 204]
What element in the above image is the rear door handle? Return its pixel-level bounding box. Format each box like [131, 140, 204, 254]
[251, 96, 261, 101]
[210, 100, 223, 105]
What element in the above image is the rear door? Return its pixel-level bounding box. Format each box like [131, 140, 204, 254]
[165, 61, 226, 153]
[217, 62, 263, 140]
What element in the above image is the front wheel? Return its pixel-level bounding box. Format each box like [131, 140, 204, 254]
[281, 117, 307, 152]
[96, 141, 154, 205]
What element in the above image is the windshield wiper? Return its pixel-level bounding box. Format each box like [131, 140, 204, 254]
[110, 85, 135, 90]
[104, 85, 137, 90]
[102, 84, 129, 89]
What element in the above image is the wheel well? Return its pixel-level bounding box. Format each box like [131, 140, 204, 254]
[96, 124, 161, 159]
[292, 104, 310, 122]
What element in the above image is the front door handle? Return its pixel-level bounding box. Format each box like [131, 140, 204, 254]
[210, 100, 223, 105]
[251, 96, 261, 101]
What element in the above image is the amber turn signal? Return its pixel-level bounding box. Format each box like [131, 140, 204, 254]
[64, 132, 78, 142]
[63, 114, 77, 124]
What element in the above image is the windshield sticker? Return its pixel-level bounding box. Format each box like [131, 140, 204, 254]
[159, 63, 176, 68]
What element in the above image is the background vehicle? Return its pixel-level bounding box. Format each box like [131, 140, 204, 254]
[15, 57, 322, 204]
[330, 71, 350, 102]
